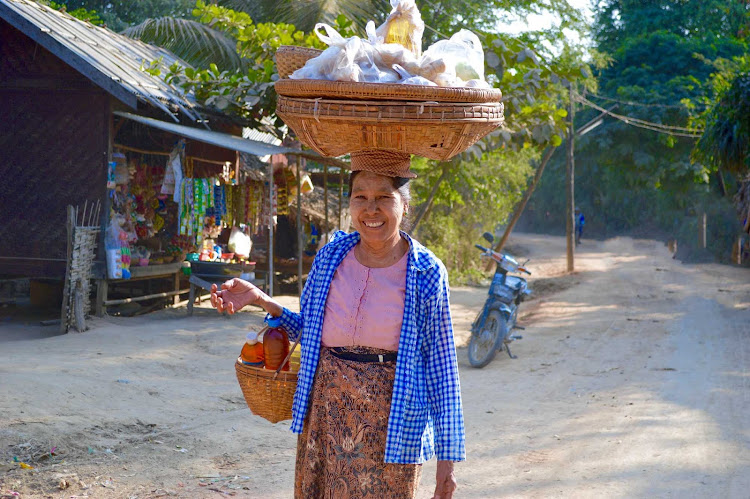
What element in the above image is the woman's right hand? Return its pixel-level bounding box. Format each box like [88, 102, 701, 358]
[210, 278, 265, 314]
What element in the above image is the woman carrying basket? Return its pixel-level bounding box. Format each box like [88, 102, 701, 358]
[211, 150, 465, 498]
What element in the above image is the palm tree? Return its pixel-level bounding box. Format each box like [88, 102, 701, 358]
[123, 17, 242, 71]
[219, 0, 383, 32]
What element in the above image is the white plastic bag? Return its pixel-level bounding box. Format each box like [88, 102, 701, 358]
[228, 226, 252, 258]
[393, 64, 436, 86]
[290, 24, 369, 82]
[421, 29, 485, 84]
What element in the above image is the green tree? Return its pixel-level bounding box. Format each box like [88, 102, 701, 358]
[37, 0, 103, 25]
[124, 0, 595, 275]
[695, 55, 750, 176]
[525, 0, 750, 261]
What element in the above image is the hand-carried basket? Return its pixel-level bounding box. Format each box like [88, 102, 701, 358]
[235, 337, 301, 424]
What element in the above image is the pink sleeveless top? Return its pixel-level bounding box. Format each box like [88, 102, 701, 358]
[320, 247, 408, 351]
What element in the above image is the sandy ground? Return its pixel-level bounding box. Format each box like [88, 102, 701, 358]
[1, 233, 749, 498]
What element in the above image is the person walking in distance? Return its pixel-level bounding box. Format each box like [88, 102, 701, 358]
[575, 207, 585, 245]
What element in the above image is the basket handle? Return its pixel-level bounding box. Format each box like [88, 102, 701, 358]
[273, 335, 301, 380]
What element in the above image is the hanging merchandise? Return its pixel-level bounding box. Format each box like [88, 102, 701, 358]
[113, 152, 128, 185]
[107, 161, 117, 190]
[212, 183, 227, 224]
[169, 141, 185, 203]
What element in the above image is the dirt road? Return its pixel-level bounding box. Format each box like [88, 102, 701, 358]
[1, 234, 748, 498]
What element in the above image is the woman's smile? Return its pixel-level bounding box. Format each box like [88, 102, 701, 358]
[349, 171, 406, 249]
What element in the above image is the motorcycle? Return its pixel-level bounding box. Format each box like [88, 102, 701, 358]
[468, 232, 532, 368]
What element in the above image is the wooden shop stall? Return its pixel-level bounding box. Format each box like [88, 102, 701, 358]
[0, 0, 303, 321]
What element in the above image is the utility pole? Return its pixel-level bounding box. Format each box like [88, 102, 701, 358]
[566, 84, 576, 272]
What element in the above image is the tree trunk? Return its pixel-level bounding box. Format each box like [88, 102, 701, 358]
[717, 168, 727, 197]
[412, 162, 451, 232]
[486, 147, 557, 270]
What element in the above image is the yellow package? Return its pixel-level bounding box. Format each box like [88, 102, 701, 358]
[375, 0, 425, 58]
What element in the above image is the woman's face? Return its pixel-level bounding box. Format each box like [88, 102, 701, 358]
[349, 171, 406, 246]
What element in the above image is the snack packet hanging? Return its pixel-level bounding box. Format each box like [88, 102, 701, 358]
[375, 0, 425, 58]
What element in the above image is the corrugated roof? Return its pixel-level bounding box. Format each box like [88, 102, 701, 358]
[0, 0, 201, 121]
[243, 127, 282, 147]
[114, 111, 297, 157]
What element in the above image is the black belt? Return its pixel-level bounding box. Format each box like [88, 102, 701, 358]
[329, 348, 397, 363]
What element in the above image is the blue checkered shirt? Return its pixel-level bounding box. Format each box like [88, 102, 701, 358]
[271, 231, 466, 464]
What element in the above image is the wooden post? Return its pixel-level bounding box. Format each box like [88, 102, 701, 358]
[60, 205, 75, 333]
[95, 279, 108, 317]
[173, 270, 181, 306]
[268, 160, 274, 297]
[338, 166, 344, 230]
[735, 236, 743, 265]
[324, 164, 329, 245]
[566, 84, 576, 272]
[699, 212, 707, 249]
[297, 157, 303, 298]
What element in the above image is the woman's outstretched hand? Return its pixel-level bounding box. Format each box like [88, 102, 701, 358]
[432, 460, 456, 499]
[210, 278, 265, 314]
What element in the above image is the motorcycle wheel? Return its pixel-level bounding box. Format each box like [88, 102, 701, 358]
[468, 309, 508, 368]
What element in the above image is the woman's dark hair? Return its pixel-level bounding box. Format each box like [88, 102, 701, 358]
[348, 170, 412, 231]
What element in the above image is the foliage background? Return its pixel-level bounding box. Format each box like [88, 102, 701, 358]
[47, 0, 750, 276]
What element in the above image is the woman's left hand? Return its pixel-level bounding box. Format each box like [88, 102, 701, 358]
[432, 460, 456, 498]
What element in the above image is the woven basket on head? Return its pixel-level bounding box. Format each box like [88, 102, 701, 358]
[276, 96, 504, 160]
[276, 45, 323, 78]
[275, 79, 503, 103]
[235, 338, 300, 424]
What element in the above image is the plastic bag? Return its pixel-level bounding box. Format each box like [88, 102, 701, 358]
[375, 0, 425, 57]
[393, 64, 436, 86]
[228, 226, 252, 258]
[421, 29, 485, 84]
[290, 24, 369, 82]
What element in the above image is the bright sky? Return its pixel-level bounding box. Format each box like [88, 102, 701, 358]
[504, 0, 594, 44]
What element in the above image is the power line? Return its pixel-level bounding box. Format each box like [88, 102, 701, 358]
[586, 91, 705, 110]
[575, 94, 703, 138]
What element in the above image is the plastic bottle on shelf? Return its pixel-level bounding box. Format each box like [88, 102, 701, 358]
[263, 317, 290, 371]
[240, 330, 265, 367]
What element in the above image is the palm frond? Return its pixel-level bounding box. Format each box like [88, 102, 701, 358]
[275, 0, 382, 32]
[217, 0, 277, 22]
[123, 17, 243, 72]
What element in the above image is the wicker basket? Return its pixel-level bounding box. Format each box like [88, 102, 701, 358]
[235, 338, 300, 424]
[277, 96, 504, 160]
[275, 79, 503, 103]
[276, 45, 323, 78]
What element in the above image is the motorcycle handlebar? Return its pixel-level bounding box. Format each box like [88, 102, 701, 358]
[475, 244, 489, 252]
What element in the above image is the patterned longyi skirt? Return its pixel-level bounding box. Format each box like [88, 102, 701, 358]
[294, 346, 422, 498]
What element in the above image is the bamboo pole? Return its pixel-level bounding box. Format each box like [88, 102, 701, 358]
[566, 84, 576, 272]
